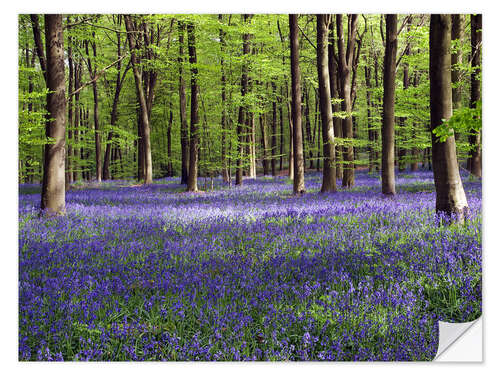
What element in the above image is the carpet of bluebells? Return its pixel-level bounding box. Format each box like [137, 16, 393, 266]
[18, 170, 482, 361]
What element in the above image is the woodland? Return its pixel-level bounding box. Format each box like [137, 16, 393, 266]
[18, 14, 482, 361]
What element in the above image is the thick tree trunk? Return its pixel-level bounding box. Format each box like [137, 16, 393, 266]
[317, 14, 336, 193]
[381, 14, 397, 196]
[430, 14, 468, 222]
[186, 22, 199, 192]
[469, 14, 482, 178]
[124, 15, 153, 184]
[178, 21, 190, 185]
[41, 14, 66, 215]
[289, 14, 305, 194]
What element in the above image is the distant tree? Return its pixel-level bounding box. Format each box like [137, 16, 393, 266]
[429, 14, 468, 222]
[40, 14, 66, 215]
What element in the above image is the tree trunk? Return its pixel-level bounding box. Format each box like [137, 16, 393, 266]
[364, 63, 375, 172]
[328, 21, 343, 181]
[103, 20, 127, 180]
[236, 15, 251, 185]
[178, 21, 190, 185]
[66, 27, 74, 188]
[279, 87, 284, 172]
[124, 15, 153, 184]
[304, 86, 314, 170]
[289, 14, 305, 194]
[430, 14, 468, 222]
[451, 15, 463, 112]
[337, 14, 358, 188]
[381, 14, 397, 196]
[85, 37, 102, 182]
[271, 82, 277, 176]
[219, 14, 230, 183]
[41, 14, 66, 215]
[317, 14, 336, 193]
[186, 22, 199, 192]
[469, 14, 482, 178]
[259, 113, 270, 175]
[167, 102, 173, 176]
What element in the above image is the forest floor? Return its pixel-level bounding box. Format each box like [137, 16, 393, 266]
[18, 170, 482, 361]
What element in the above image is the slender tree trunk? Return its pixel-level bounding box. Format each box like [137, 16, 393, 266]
[167, 102, 173, 176]
[469, 14, 482, 177]
[259, 113, 270, 175]
[304, 86, 314, 170]
[315, 89, 321, 172]
[271, 82, 277, 176]
[186, 22, 199, 192]
[328, 23, 343, 180]
[66, 27, 74, 188]
[365, 63, 374, 172]
[236, 15, 251, 185]
[41, 14, 66, 215]
[337, 14, 358, 188]
[317, 14, 336, 193]
[430, 14, 468, 222]
[451, 15, 463, 116]
[279, 87, 284, 172]
[289, 14, 305, 194]
[124, 15, 153, 184]
[219, 14, 230, 183]
[85, 37, 102, 182]
[381, 14, 397, 196]
[103, 21, 127, 180]
[178, 21, 190, 184]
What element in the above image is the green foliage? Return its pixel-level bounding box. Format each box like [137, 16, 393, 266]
[432, 101, 482, 142]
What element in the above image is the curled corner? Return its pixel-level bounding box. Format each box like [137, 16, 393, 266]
[433, 316, 482, 362]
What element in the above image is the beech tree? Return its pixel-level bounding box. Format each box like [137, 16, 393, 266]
[336, 14, 358, 188]
[381, 14, 397, 196]
[289, 14, 305, 194]
[40, 14, 66, 215]
[236, 14, 251, 186]
[124, 15, 153, 184]
[186, 21, 199, 192]
[317, 14, 336, 193]
[429, 14, 468, 222]
[178, 20, 190, 185]
[469, 14, 482, 178]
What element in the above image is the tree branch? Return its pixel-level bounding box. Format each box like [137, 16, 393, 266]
[67, 54, 128, 99]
